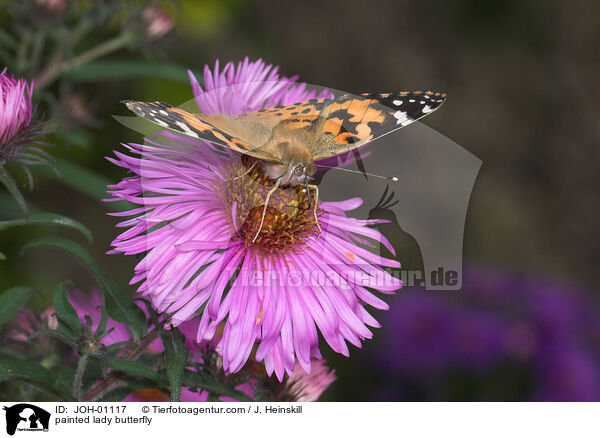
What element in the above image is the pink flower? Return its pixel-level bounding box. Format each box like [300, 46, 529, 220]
[141, 5, 174, 40]
[33, 0, 68, 12]
[4, 307, 58, 354]
[68, 289, 163, 353]
[108, 58, 402, 380]
[0, 68, 33, 158]
[283, 361, 336, 401]
[0, 68, 52, 169]
[68, 289, 335, 401]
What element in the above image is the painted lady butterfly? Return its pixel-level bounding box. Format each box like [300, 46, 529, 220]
[125, 90, 446, 241]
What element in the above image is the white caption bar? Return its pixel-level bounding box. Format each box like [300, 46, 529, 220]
[1, 402, 598, 437]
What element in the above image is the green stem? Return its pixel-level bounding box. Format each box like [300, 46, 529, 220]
[73, 353, 89, 401]
[28, 31, 47, 77]
[64, 32, 133, 71]
[65, 17, 93, 47]
[35, 32, 133, 90]
[0, 165, 28, 215]
[16, 31, 31, 73]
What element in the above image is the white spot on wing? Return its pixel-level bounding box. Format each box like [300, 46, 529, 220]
[392, 99, 403, 106]
[175, 121, 200, 138]
[393, 110, 411, 125]
[422, 105, 433, 114]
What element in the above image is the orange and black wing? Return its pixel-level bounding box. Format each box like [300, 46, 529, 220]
[309, 91, 447, 160]
[124, 101, 282, 163]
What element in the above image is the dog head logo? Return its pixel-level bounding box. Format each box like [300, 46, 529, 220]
[3, 404, 50, 435]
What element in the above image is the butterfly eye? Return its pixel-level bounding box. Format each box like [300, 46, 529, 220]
[294, 165, 304, 176]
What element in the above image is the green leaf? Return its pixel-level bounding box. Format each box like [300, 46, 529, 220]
[21, 237, 148, 338]
[182, 370, 253, 401]
[0, 192, 40, 219]
[160, 328, 190, 401]
[125, 378, 167, 391]
[63, 60, 190, 82]
[53, 281, 83, 336]
[0, 346, 26, 361]
[0, 360, 74, 400]
[0, 164, 27, 215]
[93, 305, 109, 338]
[0, 213, 93, 243]
[104, 340, 136, 353]
[0, 286, 35, 330]
[30, 329, 78, 348]
[98, 386, 134, 402]
[107, 357, 165, 384]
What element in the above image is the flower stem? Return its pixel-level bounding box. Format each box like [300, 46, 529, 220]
[35, 31, 133, 91]
[62, 32, 133, 73]
[73, 353, 89, 401]
[28, 31, 47, 77]
[16, 31, 31, 73]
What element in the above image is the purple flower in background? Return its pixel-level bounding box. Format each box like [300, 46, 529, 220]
[284, 360, 336, 401]
[0, 68, 33, 159]
[68, 289, 163, 354]
[68, 289, 335, 402]
[108, 58, 402, 380]
[0, 68, 52, 171]
[380, 293, 453, 378]
[141, 5, 174, 40]
[67, 289, 218, 402]
[4, 307, 59, 355]
[450, 311, 506, 372]
[374, 267, 600, 401]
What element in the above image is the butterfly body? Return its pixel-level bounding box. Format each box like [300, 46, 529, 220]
[255, 120, 317, 187]
[125, 90, 446, 240]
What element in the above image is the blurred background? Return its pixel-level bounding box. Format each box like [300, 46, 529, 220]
[0, 0, 599, 401]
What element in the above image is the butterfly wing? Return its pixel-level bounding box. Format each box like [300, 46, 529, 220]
[125, 101, 283, 163]
[125, 92, 446, 164]
[225, 98, 330, 147]
[172, 98, 332, 161]
[310, 91, 447, 160]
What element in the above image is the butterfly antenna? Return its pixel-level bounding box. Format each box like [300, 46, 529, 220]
[315, 164, 399, 182]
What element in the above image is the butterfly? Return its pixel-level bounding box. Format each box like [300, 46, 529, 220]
[125, 90, 446, 241]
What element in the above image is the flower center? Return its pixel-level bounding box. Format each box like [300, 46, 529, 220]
[218, 157, 321, 258]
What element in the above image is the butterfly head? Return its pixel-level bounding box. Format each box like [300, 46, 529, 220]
[261, 138, 316, 187]
[263, 158, 315, 187]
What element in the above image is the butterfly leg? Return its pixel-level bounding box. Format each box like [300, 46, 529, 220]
[233, 161, 257, 180]
[252, 178, 281, 243]
[307, 184, 322, 237]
